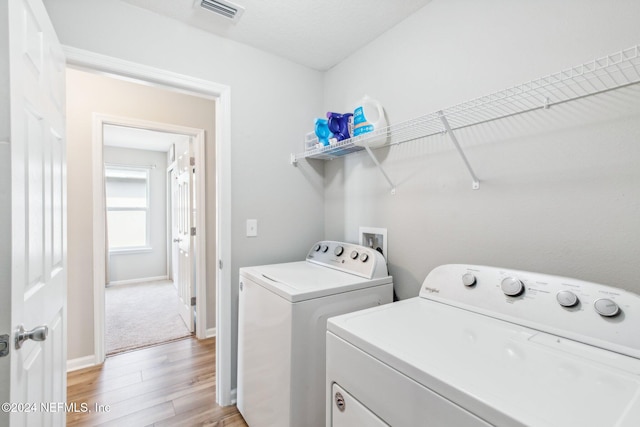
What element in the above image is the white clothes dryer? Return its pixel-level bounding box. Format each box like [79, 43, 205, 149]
[237, 241, 393, 427]
[327, 264, 640, 427]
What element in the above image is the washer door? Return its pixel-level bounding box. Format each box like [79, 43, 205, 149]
[332, 384, 389, 426]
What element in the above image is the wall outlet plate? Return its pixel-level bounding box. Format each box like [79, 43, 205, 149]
[359, 226, 387, 258]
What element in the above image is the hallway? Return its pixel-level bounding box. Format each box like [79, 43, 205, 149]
[106, 279, 191, 354]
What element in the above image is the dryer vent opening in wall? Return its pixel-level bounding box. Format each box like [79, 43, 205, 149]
[199, 0, 245, 22]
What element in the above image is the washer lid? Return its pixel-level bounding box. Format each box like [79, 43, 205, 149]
[327, 298, 640, 427]
[240, 262, 391, 302]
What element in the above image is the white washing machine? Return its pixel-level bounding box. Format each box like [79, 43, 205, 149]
[237, 241, 393, 427]
[327, 264, 640, 427]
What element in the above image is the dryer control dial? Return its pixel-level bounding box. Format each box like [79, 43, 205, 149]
[321, 245, 329, 253]
[501, 277, 524, 297]
[594, 298, 620, 317]
[350, 250, 359, 260]
[557, 290, 579, 307]
[462, 273, 477, 287]
[360, 253, 369, 262]
[334, 246, 344, 256]
[313, 244, 321, 252]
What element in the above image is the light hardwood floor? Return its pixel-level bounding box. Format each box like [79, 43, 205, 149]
[67, 337, 247, 426]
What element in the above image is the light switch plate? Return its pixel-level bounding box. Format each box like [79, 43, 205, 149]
[246, 219, 258, 237]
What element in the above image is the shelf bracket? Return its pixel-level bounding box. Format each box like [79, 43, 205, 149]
[438, 111, 480, 190]
[364, 146, 396, 195]
[290, 153, 298, 166]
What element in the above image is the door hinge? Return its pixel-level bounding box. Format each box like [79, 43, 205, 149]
[0, 334, 9, 357]
[190, 296, 196, 306]
[219, 259, 223, 269]
[190, 156, 196, 166]
[190, 227, 196, 236]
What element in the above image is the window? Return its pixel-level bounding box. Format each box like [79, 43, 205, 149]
[105, 166, 150, 251]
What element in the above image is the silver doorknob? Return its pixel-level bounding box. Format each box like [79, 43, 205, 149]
[15, 325, 48, 350]
[173, 238, 182, 243]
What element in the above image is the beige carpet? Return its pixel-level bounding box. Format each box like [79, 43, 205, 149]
[105, 279, 191, 354]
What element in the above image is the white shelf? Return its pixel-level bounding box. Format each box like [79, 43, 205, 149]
[291, 45, 640, 191]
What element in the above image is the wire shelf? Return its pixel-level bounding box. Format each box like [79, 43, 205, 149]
[293, 45, 640, 163]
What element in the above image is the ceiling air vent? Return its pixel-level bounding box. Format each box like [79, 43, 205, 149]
[199, 0, 245, 22]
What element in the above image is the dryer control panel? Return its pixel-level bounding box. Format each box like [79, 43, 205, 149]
[421, 264, 640, 360]
[306, 241, 388, 280]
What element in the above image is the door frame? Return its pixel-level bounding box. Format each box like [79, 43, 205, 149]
[95, 114, 205, 342]
[64, 47, 234, 406]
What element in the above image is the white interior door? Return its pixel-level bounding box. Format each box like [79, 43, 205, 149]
[4, 0, 67, 426]
[171, 139, 195, 332]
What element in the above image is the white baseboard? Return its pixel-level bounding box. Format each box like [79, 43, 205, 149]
[67, 355, 98, 372]
[205, 327, 217, 338]
[107, 275, 168, 286]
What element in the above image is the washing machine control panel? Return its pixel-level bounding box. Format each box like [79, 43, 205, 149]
[421, 264, 640, 359]
[307, 241, 388, 279]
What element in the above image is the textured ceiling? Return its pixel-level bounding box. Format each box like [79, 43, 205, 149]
[120, 0, 432, 70]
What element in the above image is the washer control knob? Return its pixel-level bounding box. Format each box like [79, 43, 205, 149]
[501, 277, 524, 297]
[594, 298, 620, 317]
[360, 253, 369, 262]
[556, 290, 579, 307]
[313, 244, 321, 252]
[350, 250, 359, 260]
[334, 246, 344, 256]
[462, 273, 477, 287]
[321, 245, 329, 253]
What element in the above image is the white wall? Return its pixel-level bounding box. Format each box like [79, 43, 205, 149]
[46, 0, 325, 381]
[323, 0, 640, 299]
[104, 146, 168, 283]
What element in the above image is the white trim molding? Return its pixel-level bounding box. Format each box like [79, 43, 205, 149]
[92, 113, 107, 365]
[64, 46, 234, 406]
[93, 113, 208, 362]
[205, 327, 217, 338]
[107, 275, 169, 286]
[63, 46, 220, 100]
[66, 355, 98, 373]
